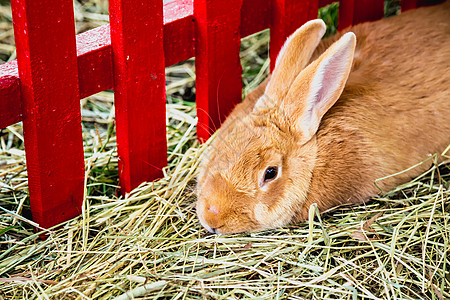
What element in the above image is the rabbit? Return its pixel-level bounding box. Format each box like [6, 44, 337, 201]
[195, 2, 450, 234]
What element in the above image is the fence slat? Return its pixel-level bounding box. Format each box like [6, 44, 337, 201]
[0, 62, 21, 128]
[10, 0, 85, 229]
[339, 0, 384, 30]
[194, 0, 244, 141]
[270, 0, 319, 71]
[402, 0, 444, 11]
[109, 0, 167, 193]
[76, 25, 113, 99]
[402, 0, 420, 10]
[240, 0, 271, 37]
[163, 0, 195, 66]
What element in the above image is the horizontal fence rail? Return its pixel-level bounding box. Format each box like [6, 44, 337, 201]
[0, 0, 432, 229]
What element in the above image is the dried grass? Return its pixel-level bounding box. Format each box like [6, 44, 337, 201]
[1, 1, 449, 299]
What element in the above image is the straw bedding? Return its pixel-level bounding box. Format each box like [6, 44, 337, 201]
[1, 1, 449, 299]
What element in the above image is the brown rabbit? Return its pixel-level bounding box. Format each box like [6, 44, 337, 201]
[196, 2, 450, 234]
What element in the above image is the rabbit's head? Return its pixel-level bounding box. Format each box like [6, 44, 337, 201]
[196, 19, 356, 234]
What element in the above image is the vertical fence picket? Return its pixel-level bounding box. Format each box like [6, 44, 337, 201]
[270, 0, 319, 71]
[194, 0, 244, 141]
[401, 0, 420, 10]
[339, 0, 384, 30]
[10, 0, 84, 229]
[402, 0, 444, 11]
[109, 0, 167, 193]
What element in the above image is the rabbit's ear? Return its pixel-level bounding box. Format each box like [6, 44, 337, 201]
[287, 32, 356, 142]
[257, 19, 326, 110]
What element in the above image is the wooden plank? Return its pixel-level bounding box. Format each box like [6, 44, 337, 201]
[163, 0, 195, 66]
[338, 0, 355, 29]
[0, 76, 20, 128]
[164, 15, 195, 67]
[402, 0, 420, 11]
[241, 0, 271, 37]
[270, 0, 319, 71]
[0, 61, 20, 128]
[402, 0, 445, 11]
[352, 0, 384, 25]
[109, 0, 167, 193]
[339, 0, 384, 30]
[194, 0, 244, 141]
[76, 25, 113, 98]
[10, 0, 85, 229]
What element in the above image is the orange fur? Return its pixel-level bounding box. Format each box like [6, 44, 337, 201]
[196, 3, 450, 234]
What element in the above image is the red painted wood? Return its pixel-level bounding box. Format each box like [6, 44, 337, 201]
[270, 0, 319, 71]
[194, 0, 244, 141]
[0, 76, 21, 128]
[163, 0, 195, 66]
[76, 25, 113, 98]
[352, 0, 384, 25]
[0, 2, 195, 126]
[109, 0, 167, 193]
[1, 0, 271, 128]
[402, 0, 420, 11]
[338, 0, 355, 29]
[402, 0, 445, 11]
[339, 0, 384, 30]
[164, 15, 195, 67]
[2, 0, 440, 129]
[241, 0, 271, 37]
[0, 61, 20, 128]
[10, 0, 85, 229]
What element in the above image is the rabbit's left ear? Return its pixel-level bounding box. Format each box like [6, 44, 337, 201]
[253, 19, 326, 112]
[285, 32, 356, 142]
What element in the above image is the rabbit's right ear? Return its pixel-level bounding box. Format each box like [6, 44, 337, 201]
[256, 19, 326, 110]
[285, 32, 356, 142]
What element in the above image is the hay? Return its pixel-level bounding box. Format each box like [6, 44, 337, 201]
[1, 1, 449, 299]
[1, 131, 449, 299]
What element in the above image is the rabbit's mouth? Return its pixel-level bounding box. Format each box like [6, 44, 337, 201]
[198, 213, 261, 235]
[199, 219, 219, 235]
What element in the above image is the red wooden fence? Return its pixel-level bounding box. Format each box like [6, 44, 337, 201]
[0, 0, 432, 230]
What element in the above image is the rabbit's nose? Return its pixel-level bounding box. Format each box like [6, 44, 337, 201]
[208, 205, 219, 214]
[203, 205, 224, 231]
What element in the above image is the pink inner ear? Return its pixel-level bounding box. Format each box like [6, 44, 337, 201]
[316, 51, 349, 109]
[209, 205, 219, 214]
[309, 33, 355, 115]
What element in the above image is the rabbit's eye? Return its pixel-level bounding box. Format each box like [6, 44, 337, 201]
[264, 166, 278, 182]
